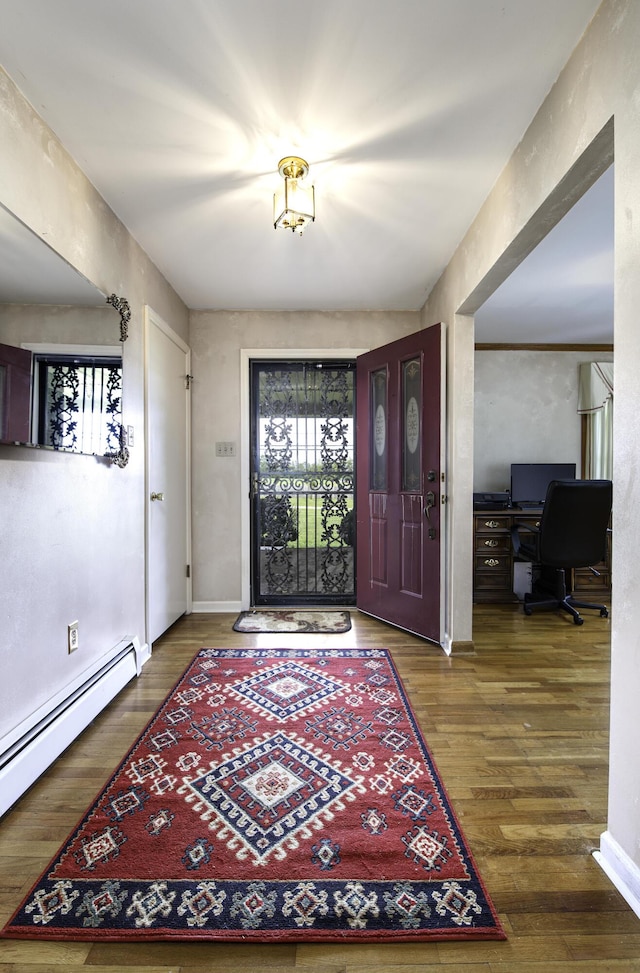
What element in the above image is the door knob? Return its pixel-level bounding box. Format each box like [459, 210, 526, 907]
[423, 491, 436, 521]
[150, 491, 165, 501]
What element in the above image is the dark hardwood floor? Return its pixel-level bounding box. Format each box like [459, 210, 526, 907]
[1, 603, 638, 971]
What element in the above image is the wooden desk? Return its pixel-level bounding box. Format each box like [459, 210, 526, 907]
[473, 507, 611, 603]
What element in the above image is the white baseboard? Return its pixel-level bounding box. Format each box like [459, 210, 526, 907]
[138, 639, 151, 671]
[192, 600, 242, 613]
[593, 830, 640, 919]
[0, 637, 147, 819]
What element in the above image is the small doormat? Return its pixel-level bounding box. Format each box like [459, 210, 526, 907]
[233, 610, 351, 634]
[1, 648, 504, 942]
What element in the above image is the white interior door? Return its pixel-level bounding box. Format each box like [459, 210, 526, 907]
[145, 306, 191, 646]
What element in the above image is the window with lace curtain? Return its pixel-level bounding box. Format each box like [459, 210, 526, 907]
[34, 353, 122, 454]
[577, 361, 613, 479]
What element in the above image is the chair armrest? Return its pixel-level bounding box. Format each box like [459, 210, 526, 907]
[511, 521, 540, 557]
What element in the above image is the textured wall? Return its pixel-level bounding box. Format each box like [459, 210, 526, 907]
[473, 350, 613, 492]
[421, 0, 640, 898]
[0, 303, 116, 347]
[0, 67, 188, 748]
[189, 309, 418, 604]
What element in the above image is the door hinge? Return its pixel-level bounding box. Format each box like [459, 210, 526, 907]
[186, 564, 191, 578]
[185, 374, 194, 390]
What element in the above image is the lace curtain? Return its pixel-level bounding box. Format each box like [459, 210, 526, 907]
[577, 361, 613, 479]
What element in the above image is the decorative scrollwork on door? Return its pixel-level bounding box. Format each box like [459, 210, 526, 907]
[252, 363, 355, 604]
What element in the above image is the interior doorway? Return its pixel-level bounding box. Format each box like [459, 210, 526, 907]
[249, 359, 356, 606]
[144, 306, 192, 645]
[471, 163, 613, 614]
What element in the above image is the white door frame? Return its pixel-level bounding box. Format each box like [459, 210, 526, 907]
[144, 306, 192, 646]
[240, 348, 369, 609]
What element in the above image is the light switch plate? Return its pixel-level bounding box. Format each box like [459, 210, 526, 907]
[215, 441, 236, 457]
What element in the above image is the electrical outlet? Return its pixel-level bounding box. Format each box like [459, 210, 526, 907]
[215, 441, 236, 457]
[127, 425, 134, 447]
[68, 621, 79, 653]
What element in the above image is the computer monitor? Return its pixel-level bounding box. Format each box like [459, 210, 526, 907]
[510, 462, 576, 506]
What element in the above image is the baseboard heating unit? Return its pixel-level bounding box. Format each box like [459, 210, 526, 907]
[0, 637, 147, 819]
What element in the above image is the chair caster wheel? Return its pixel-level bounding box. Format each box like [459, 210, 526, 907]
[574, 616, 584, 625]
[600, 608, 609, 617]
[524, 607, 532, 616]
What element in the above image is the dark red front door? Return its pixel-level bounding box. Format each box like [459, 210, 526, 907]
[356, 324, 443, 643]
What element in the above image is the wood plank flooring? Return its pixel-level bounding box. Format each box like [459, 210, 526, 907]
[1, 604, 638, 971]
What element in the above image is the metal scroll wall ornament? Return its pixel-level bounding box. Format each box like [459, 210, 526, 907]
[105, 293, 130, 466]
[106, 293, 131, 343]
[107, 423, 130, 468]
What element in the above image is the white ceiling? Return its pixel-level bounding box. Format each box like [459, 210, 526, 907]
[0, 0, 611, 341]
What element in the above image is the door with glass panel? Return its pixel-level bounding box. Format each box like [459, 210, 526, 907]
[355, 324, 444, 643]
[250, 361, 356, 606]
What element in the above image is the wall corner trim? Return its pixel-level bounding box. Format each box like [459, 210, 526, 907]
[593, 831, 640, 919]
[448, 639, 476, 655]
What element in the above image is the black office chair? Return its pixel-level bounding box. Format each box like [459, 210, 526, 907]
[511, 479, 612, 625]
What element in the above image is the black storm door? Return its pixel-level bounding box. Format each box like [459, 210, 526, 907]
[250, 361, 356, 606]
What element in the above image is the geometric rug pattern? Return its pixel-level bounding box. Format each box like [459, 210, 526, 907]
[233, 610, 352, 634]
[1, 649, 505, 943]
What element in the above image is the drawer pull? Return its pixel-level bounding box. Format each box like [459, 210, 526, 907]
[484, 520, 501, 529]
[483, 539, 499, 548]
[483, 558, 500, 568]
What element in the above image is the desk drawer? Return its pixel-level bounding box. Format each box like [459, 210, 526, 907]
[475, 533, 511, 555]
[474, 554, 513, 601]
[474, 514, 510, 535]
[475, 553, 511, 575]
[474, 575, 512, 602]
[472, 508, 518, 603]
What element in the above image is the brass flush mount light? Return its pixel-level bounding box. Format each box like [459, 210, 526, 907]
[273, 156, 315, 235]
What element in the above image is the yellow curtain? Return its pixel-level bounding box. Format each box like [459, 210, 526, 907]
[578, 362, 613, 479]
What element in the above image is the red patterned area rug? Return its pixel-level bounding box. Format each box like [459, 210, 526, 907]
[1, 649, 505, 943]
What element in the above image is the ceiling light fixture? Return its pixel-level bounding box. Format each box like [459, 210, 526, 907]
[273, 156, 315, 235]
